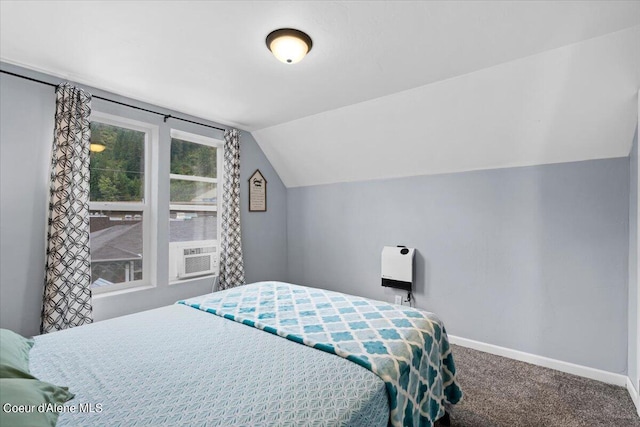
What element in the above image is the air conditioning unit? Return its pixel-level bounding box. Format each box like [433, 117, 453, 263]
[177, 244, 217, 279]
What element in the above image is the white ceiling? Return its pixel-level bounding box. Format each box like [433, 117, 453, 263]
[1, 1, 639, 187]
[256, 26, 640, 187]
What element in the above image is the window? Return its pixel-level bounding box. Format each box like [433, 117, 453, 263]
[87, 113, 218, 293]
[169, 130, 222, 281]
[89, 113, 155, 293]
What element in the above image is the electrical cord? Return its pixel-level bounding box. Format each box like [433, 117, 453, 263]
[405, 291, 414, 308]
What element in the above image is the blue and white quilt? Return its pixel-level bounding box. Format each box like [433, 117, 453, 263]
[179, 281, 463, 427]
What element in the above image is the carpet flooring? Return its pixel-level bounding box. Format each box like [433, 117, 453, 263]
[438, 344, 640, 427]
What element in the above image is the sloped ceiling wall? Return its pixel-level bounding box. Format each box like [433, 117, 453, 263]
[254, 26, 640, 187]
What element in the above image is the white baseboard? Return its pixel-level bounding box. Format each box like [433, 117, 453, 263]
[627, 377, 640, 417]
[448, 335, 628, 387]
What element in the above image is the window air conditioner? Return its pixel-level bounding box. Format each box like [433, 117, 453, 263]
[178, 245, 217, 279]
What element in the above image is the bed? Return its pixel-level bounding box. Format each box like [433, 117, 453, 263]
[29, 281, 462, 426]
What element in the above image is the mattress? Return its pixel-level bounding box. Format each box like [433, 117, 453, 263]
[29, 304, 389, 427]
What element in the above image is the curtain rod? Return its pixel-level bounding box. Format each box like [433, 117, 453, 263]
[0, 69, 227, 133]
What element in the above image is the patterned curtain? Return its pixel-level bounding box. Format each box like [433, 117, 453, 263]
[41, 84, 93, 334]
[218, 129, 246, 290]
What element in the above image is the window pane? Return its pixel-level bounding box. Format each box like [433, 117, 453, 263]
[170, 210, 217, 243]
[90, 122, 145, 202]
[170, 138, 217, 178]
[90, 211, 143, 288]
[170, 179, 217, 205]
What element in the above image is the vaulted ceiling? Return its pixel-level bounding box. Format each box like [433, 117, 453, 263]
[1, 1, 639, 187]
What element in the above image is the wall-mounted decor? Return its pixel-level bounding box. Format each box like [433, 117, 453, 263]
[248, 169, 267, 212]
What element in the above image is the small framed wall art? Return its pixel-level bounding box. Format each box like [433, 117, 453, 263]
[248, 169, 267, 212]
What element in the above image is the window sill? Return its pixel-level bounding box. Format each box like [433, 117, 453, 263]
[169, 275, 216, 287]
[92, 284, 156, 299]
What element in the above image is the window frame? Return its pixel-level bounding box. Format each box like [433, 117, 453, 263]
[169, 129, 224, 283]
[88, 111, 158, 294]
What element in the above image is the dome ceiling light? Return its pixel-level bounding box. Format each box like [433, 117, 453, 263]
[90, 143, 106, 152]
[266, 28, 313, 64]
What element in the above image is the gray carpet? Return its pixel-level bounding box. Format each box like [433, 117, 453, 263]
[438, 345, 640, 427]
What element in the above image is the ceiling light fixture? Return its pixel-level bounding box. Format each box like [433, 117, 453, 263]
[90, 143, 106, 153]
[266, 28, 313, 64]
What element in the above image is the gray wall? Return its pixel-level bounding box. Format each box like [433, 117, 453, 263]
[0, 72, 53, 338]
[0, 63, 287, 336]
[241, 134, 288, 284]
[629, 127, 638, 390]
[288, 158, 629, 374]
